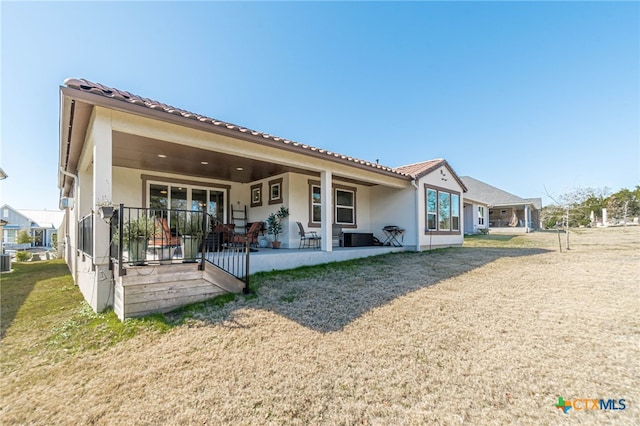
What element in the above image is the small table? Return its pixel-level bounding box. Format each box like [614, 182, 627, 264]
[382, 226, 404, 247]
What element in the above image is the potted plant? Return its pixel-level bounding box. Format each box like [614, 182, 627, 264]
[266, 206, 289, 249]
[96, 197, 117, 222]
[121, 215, 157, 265]
[181, 214, 204, 262]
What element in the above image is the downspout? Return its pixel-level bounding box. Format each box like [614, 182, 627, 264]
[59, 168, 78, 206]
[412, 179, 420, 252]
[59, 168, 78, 279]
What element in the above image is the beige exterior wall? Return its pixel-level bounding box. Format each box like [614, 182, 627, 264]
[369, 185, 416, 248]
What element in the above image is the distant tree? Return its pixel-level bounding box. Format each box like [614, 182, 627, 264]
[559, 187, 610, 227]
[17, 230, 33, 245]
[544, 186, 610, 251]
[51, 233, 58, 249]
[605, 186, 640, 221]
[540, 204, 565, 229]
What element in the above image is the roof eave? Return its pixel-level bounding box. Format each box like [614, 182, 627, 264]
[59, 86, 411, 183]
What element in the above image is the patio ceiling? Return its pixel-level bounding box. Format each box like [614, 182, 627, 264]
[112, 131, 316, 183]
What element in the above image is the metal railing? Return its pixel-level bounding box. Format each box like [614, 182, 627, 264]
[77, 213, 93, 257]
[202, 216, 250, 292]
[109, 206, 250, 292]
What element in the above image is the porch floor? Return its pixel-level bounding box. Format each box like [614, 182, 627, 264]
[214, 245, 407, 274]
[122, 245, 408, 275]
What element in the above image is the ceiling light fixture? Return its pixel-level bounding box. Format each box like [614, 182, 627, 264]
[157, 154, 167, 158]
[236, 167, 244, 171]
[201, 161, 209, 165]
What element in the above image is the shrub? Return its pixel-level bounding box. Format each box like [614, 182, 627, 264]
[15, 251, 33, 262]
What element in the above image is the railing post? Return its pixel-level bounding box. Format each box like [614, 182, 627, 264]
[199, 212, 207, 271]
[244, 236, 250, 294]
[118, 204, 125, 277]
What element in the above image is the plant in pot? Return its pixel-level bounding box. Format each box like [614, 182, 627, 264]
[181, 213, 204, 262]
[96, 197, 117, 222]
[120, 215, 157, 265]
[266, 206, 289, 249]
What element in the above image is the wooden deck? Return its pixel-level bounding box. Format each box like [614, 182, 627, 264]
[114, 262, 244, 319]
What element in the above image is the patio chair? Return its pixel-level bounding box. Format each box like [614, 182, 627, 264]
[297, 222, 321, 249]
[148, 217, 181, 261]
[231, 221, 263, 248]
[150, 217, 181, 247]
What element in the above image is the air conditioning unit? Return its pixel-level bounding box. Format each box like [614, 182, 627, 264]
[60, 197, 75, 209]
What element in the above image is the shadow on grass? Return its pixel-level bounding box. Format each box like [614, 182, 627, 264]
[464, 234, 519, 242]
[0, 260, 71, 338]
[170, 246, 551, 333]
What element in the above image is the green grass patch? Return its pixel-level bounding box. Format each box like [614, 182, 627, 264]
[163, 292, 239, 324]
[1, 260, 171, 365]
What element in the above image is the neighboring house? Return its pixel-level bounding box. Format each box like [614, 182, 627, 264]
[460, 176, 542, 233]
[58, 78, 467, 319]
[461, 194, 490, 235]
[1, 205, 63, 250]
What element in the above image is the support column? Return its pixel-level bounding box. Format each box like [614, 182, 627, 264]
[92, 109, 114, 311]
[524, 205, 530, 233]
[320, 170, 332, 252]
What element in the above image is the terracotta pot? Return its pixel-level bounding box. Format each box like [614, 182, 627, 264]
[272, 241, 281, 249]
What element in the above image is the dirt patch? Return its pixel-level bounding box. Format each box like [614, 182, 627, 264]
[2, 227, 638, 424]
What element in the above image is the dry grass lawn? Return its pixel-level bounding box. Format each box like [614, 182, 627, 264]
[1, 227, 639, 424]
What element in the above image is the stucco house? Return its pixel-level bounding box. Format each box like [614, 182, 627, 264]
[58, 78, 467, 319]
[1, 205, 63, 250]
[460, 176, 542, 233]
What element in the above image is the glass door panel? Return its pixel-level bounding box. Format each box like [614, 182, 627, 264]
[209, 190, 225, 222]
[192, 189, 207, 212]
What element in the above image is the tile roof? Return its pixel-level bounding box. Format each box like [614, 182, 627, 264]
[460, 176, 542, 208]
[394, 159, 446, 179]
[394, 159, 467, 191]
[63, 78, 412, 179]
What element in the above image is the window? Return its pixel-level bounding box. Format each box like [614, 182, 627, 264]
[268, 178, 283, 205]
[308, 181, 357, 227]
[451, 194, 460, 231]
[426, 189, 437, 230]
[424, 185, 461, 234]
[6, 229, 16, 243]
[311, 185, 321, 224]
[250, 183, 262, 207]
[478, 206, 485, 225]
[438, 191, 451, 231]
[147, 181, 227, 223]
[336, 189, 355, 225]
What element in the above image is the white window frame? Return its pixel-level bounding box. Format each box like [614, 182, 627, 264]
[335, 188, 355, 226]
[311, 185, 322, 224]
[426, 188, 437, 231]
[147, 181, 228, 222]
[478, 206, 485, 226]
[451, 193, 460, 231]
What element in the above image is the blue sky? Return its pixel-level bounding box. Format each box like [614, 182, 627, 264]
[1, 1, 638, 210]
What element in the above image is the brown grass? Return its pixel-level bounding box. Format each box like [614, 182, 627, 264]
[2, 227, 639, 424]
